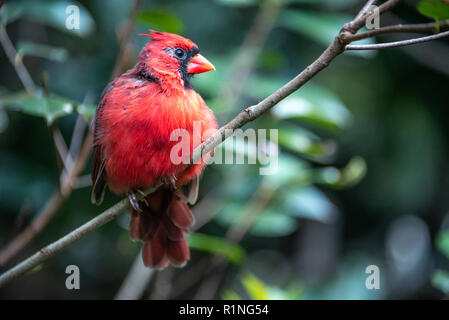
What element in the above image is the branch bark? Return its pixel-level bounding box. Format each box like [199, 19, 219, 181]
[346, 30, 449, 50]
[348, 19, 449, 42]
[0, 26, 36, 93]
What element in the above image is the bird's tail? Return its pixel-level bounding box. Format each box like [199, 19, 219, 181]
[129, 186, 194, 268]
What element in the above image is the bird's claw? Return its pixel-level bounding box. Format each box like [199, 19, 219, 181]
[128, 191, 142, 212]
[162, 175, 177, 190]
[135, 189, 149, 206]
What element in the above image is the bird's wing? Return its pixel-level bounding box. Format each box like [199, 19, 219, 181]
[91, 144, 107, 204]
[90, 81, 115, 205]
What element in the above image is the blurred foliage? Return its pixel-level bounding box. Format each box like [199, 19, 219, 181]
[432, 270, 449, 294]
[187, 233, 246, 264]
[137, 10, 184, 34]
[222, 272, 304, 300]
[0, 0, 448, 300]
[1, 90, 95, 124]
[436, 230, 449, 260]
[418, 0, 449, 32]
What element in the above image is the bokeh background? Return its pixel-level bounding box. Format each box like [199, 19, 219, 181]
[1, 0, 449, 299]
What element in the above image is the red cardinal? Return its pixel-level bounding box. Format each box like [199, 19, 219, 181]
[91, 31, 218, 268]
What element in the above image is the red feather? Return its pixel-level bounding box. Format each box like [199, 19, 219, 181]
[91, 31, 217, 268]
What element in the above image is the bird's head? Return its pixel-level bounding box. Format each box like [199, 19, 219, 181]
[137, 30, 215, 89]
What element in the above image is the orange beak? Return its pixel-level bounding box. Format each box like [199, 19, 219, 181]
[187, 54, 215, 74]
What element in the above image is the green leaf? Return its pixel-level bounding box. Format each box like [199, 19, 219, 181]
[247, 78, 352, 130]
[436, 231, 449, 260]
[432, 269, 449, 294]
[279, 10, 376, 58]
[250, 209, 299, 237]
[278, 126, 336, 161]
[282, 186, 336, 223]
[1, 91, 74, 124]
[265, 154, 310, 187]
[216, 203, 299, 237]
[186, 233, 246, 264]
[7, 1, 94, 37]
[137, 10, 183, 34]
[17, 41, 69, 62]
[241, 273, 269, 300]
[320, 156, 367, 189]
[1, 91, 96, 124]
[271, 85, 352, 130]
[418, 0, 449, 31]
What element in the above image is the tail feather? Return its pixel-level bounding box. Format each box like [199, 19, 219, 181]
[167, 200, 195, 229]
[129, 186, 194, 268]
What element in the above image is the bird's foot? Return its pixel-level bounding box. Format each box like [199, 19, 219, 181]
[135, 189, 149, 206]
[127, 190, 143, 212]
[162, 175, 177, 190]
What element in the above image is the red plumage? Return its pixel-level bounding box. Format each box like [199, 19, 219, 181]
[91, 31, 217, 268]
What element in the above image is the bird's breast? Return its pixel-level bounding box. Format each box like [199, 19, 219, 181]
[100, 84, 208, 192]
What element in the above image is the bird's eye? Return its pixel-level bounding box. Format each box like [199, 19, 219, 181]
[175, 48, 185, 59]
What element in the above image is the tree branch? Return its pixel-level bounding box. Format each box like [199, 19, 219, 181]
[110, 0, 142, 79]
[0, 26, 36, 94]
[346, 30, 449, 50]
[0, 195, 129, 286]
[354, 0, 378, 22]
[343, 0, 400, 33]
[348, 19, 449, 42]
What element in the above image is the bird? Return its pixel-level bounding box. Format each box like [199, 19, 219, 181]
[91, 31, 218, 268]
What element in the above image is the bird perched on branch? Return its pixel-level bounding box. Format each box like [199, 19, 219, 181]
[91, 31, 217, 268]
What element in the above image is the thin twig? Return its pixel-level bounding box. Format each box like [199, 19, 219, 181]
[348, 19, 449, 42]
[215, 0, 281, 110]
[378, 0, 402, 14]
[0, 133, 92, 267]
[52, 127, 74, 171]
[343, 0, 401, 33]
[0, 26, 36, 93]
[114, 250, 155, 300]
[68, 114, 87, 160]
[111, 0, 142, 79]
[354, 0, 378, 21]
[0, 195, 130, 286]
[73, 174, 92, 189]
[346, 30, 449, 50]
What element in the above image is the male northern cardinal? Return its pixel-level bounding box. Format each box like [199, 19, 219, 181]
[91, 31, 218, 268]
